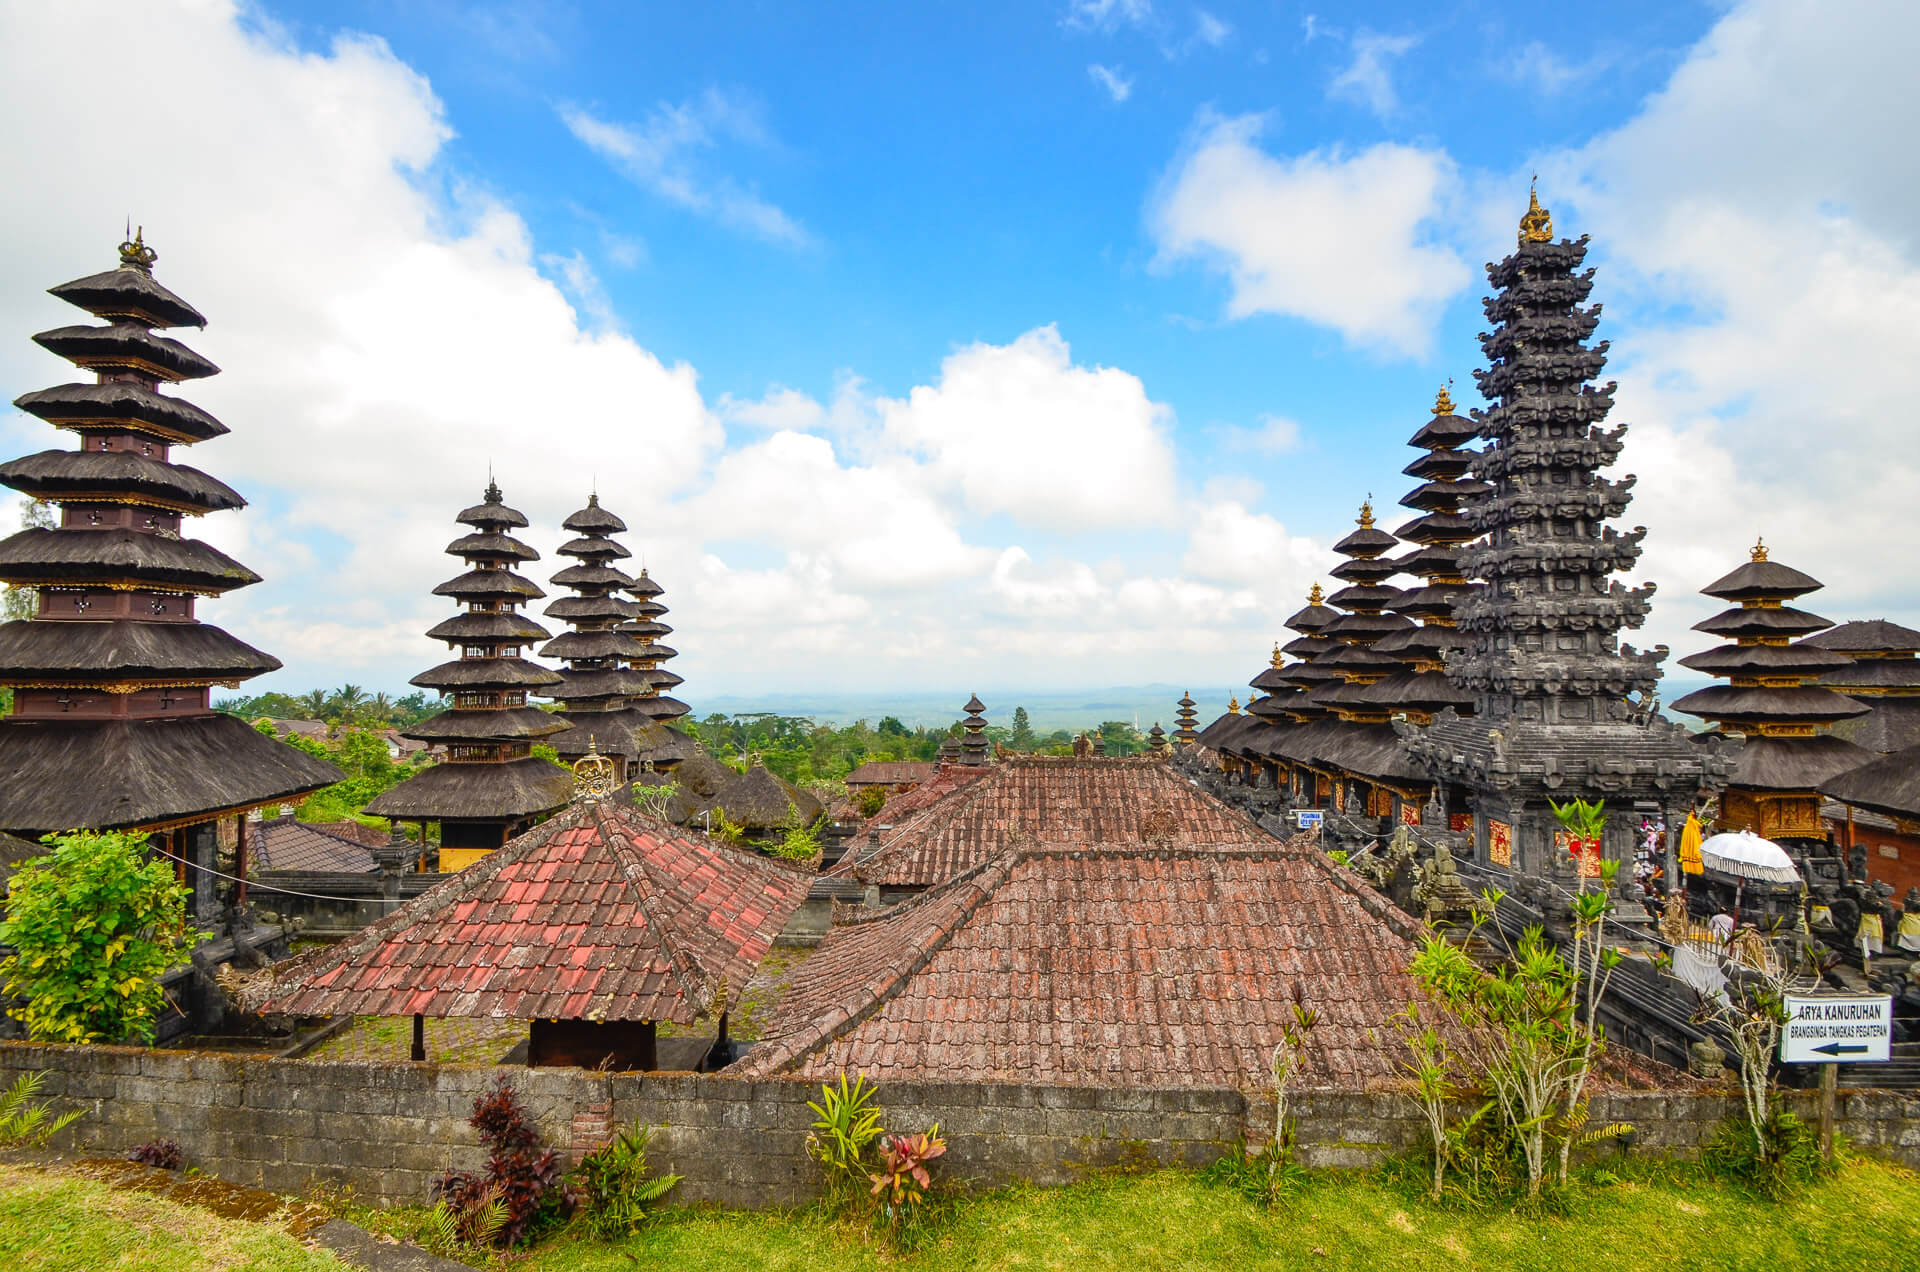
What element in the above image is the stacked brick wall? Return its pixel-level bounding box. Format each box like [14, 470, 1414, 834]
[3, 1042, 1912, 1209]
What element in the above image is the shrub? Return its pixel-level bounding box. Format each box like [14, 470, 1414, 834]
[0, 830, 207, 1044]
[1701, 1109, 1828, 1201]
[807, 1074, 884, 1208]
[868, 1124, 947, 1237]
[0, 1071, 82, 1147]
[128, 1138, 185, 1170]
[572, 1121, 681, 1239]
[431, 1075, 571, 1247]
[854, 786, 888, 819]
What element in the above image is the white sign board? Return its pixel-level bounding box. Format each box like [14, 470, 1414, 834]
[1780, 994, 1892, 1064]
[1295, 810, 1324, 829]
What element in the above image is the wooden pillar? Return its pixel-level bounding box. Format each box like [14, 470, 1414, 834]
[233, 814, 248, 910]
[1819, 1060, 1838, 1164]
[411, 1013, 427, 1063]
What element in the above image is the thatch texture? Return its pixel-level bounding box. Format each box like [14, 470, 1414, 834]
[0, 449, 243, 512]
[33, 323, 217, 380]
[0, 527, 258, 592]
[12, 381, 228, 442]
[1821, 744, 1920, 822]
[0, 618, 281, 681]
[0, 714, 341, 836]
[362, 755, 571, 822]
[50, 264, 207, 329]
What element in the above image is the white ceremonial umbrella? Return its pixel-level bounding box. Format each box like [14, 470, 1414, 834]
[1698, 830, 1801, 930]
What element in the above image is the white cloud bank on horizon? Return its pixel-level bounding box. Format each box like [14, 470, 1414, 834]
[0, 0, 1332, 702]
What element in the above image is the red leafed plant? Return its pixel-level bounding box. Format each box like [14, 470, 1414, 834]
[431, 1074, 571, 1248]
[867, 1123, 947, 1216]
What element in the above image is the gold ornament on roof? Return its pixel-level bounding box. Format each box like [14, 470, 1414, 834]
[1751, 536, 1769, 562]
[1308, 582, 1325, 606]
[1434, 382, 1455, 416]
[1271, 642, 1284, 669]
[118, 226, 157, 273]
[1227, 695, 1240, 715]
[571, 736, 617, 802]
[1358, 500, 1376, 528]
[1519, 178, 1553, 244]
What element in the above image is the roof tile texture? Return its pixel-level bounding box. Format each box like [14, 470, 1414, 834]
[255, 800, 808, 1023]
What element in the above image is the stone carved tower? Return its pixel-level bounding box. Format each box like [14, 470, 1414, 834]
[1403, 189, 1729, 883]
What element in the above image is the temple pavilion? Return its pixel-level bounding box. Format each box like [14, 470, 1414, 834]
[1803, 619, 1920, 755]
[0, 234, 340, 915]
[364, 482, 569, 869]
[616, 566, 698, 769]
[1672, 541, 1874, 850]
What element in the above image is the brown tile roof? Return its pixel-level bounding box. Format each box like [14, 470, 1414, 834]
[845, 761, 935, 787]
[251, 799, 809, 1024]
[734, 835, 1437, 1089]
[251, 816, 378, 873]
[846, 756, 1265, 889]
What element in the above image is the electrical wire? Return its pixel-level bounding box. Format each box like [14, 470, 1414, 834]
[144, 842, 414, 905]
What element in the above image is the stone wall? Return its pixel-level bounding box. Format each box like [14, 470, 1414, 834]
[4, 1041, 1914, 1210]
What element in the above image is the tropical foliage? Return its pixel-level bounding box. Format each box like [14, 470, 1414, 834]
[0, 1072, 81, 1148]
[0, 830, 207, 1044]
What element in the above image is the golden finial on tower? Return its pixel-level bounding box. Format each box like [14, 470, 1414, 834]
[1358, 499, 1376, 529]
[1308, 582, 1325, 606]
[1751, 536, 1769, 563]
[1271, 642, 1284, 669]
[1227, 694, 1240, 715]
[571, 736, 617, 802]
[1434, 380, 1455, 416]
[1519, 176, 1553, 244]
[117, 226, 157, 273]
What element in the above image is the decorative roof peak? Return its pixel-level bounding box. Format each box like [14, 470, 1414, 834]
[587, 491, 600, 508]
[1357, 499, 1375, 529]
[1434, 381, 1455, 416]
[1750, 536, 1768, 563]
[1227, 694, 1240, 715]
[483, 478, 503, 504]
[1271, 642, 1284, 669]
[118, 226, 157, 274]
[1308, 582, 1325, 605]
[1519, 178, 1553, 244]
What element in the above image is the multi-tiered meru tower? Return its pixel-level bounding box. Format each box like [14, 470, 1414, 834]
[366, 482, 569, 869]
[0, 235, 340, 911]
[1404, 189, 1729, 881]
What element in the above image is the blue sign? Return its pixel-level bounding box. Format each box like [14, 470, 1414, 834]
[1296, 810, 1324, 829]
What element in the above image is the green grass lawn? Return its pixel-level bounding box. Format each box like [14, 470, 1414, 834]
[520, 1160, 1920, 1272]
[0, 1163, 348, 1272]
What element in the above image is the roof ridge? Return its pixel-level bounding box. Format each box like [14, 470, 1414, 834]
[594, 804, 725, 1016]
[744, 850, 1020, 1075]
[846, 764, 1004, 882]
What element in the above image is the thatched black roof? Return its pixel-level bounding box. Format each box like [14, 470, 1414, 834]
[1403, 449, 1474, 480]
[540, 629, 646, 661]
[454, 481, 529, 530]
[546, 667, 657, 698]
[411, 657, 563, 690]
[1407, 409, 1479, 450]
[445, 531, 539, 562]
[640, 666, 685, 690]
[1716, 733, 1876, 792]
[1319, 612, 1413, 643]
[0, 619, 280, 681]
[1802, 620, 1920, 654]
[1821, 743, 1920, 822]
[34, 323, 217, 381]
[0, 714, 341, 836]
[402, 706, 571, 743]
[1693, 606, 1833, 639]
[627, 570, 664, 599]
[630, 642, 678, 662]
[0, 527, 259, 592]
[552, 563, 635, 590]
[561, 496, 626, 534]
[558, 535, 630, 560]
[543, 595, 636, 622]
[432, 568, 545, 601]
[423, 611, 550, 643]
[1669, 684, 1871, 725]
[0, 449, 243, 513]
[1332, 524, 1398, 556]
[1829, 698, 1920, 755]
[629, 694, 691, 720]
[1679, 642, 1854, 678]
[1700, 556, 1823, 602]
[0, 831, 48, 887]
[1814, 658, 1920, 691]
[362, 754, 570, 822]
[51, 263, 206, 329]
[12, 381, 228, 443]
[712, 762, 823, 830]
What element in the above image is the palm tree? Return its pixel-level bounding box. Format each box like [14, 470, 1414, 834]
[329, 684, 367, 721]
[298, 689, 328, 721]
[365, 691, 394, 725]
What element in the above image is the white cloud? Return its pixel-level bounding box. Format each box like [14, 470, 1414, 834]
[1181, 502, 1330, 589]
[1328, 29, 1417, 119]
[1063, 0, 1152, 33]
[1192, 10, 1231, 48]
[1088, 63, 1134, 102]
[1502, 41, 1606, 96]
[878, 325, 1180, 531]
[559, 91, 812, 249]
[1150, 112, 1469, 357]
[1218, 413, 1302, 454]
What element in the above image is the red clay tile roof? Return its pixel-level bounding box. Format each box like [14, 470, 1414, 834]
[250, 816, 377, 873]
[845, 761, 935, 787]
[735, 835, 1437, 1090]
[845, 756, 1265, 889]
[251, 799, 809, 1024]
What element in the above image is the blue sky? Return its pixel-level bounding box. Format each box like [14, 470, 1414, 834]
[2, 0, 1915, 716]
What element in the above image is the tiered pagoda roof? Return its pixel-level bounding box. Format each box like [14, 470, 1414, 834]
[364, 483, 570, 837]
[1147, 722, 1168, 754]
[1672, 542, 1873, 830]
[618, 567, 692, 728]
[536, 495, 676, 773]
[959, 694, 991, 766]
[1172, 692, 1199, 746]
[1404, 189, 1724, 869]
[1803, 619, 1920, 754]
[1365, 388, 1481, 725]
[0, 234, 340, 835]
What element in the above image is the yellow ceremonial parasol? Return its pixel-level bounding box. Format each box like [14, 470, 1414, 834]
[1679, 813, 1704, 876]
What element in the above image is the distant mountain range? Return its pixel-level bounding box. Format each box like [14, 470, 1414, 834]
[684, 685, 1241, 734]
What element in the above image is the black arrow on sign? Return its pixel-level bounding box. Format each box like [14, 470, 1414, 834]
[1812, 1042, 1869, 1057]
